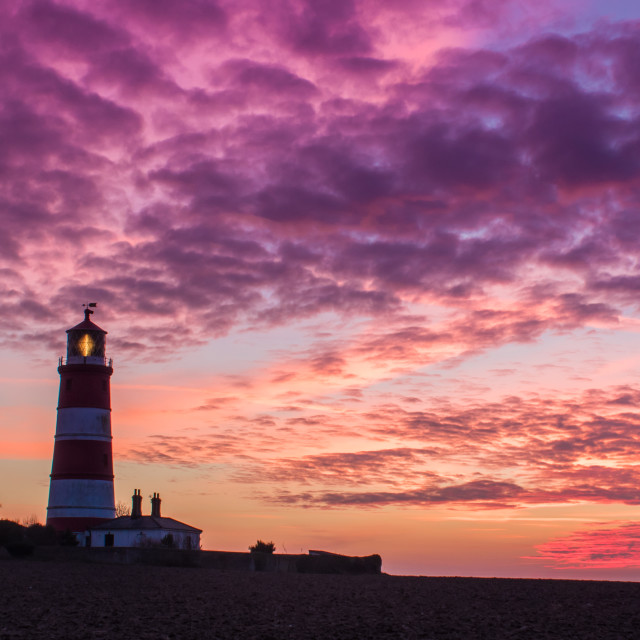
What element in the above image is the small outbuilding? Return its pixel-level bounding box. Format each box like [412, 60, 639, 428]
[89, 489, 201, 550]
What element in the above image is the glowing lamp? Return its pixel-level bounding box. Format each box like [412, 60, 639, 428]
[78, 333, 94, 357]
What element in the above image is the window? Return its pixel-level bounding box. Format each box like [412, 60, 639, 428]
[105, 533, 114, 547]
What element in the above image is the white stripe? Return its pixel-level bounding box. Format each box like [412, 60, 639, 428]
[47, 506, 116, 518]
[55, 408, 112, 439]
[47, 478, 115, 512]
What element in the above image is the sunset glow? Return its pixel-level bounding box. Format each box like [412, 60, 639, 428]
[2, 0, 640, 579]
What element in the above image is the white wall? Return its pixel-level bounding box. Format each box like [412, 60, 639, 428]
[90, 528, 200, 549]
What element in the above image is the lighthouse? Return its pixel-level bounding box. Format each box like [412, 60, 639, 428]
[46, 304, 116, 535]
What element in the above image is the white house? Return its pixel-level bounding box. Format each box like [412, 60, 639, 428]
[89, 489, 201, 549]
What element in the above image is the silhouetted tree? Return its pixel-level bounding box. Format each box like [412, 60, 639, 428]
[115, 501, 131, 517]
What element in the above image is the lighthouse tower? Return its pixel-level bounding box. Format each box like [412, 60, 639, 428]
[46, 305, 116, 534]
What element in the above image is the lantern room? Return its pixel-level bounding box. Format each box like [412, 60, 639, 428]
[66, 306, 107, 365]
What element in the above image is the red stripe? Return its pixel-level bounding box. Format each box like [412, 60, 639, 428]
[46, 516, 113, 533]
[58, 364, 112, 409]
[51, 439, 114, 479]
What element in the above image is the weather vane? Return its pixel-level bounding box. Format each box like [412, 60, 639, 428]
[83, 302, 97, 316]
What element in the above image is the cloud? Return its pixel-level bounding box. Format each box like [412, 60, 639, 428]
[232, 448, 443, 486]
[121, 433, 247, 467]
[2, 4, 640, 363]
[218, 59, 318, 97]
[269, 479, 525, 509]
[20, 0, 129, 56]
[525, 90, 639, 186]
[119, 383, 640, 511]
[529, 522, 640, 569]
[279, 0, 373, 56]
[2, 1, 640, 525]
[107, 0, 227, 40]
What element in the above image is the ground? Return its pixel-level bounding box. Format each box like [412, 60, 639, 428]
[1, 555, 640, 639]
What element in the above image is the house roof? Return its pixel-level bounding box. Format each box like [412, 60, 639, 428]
[90, 515, 202, 533]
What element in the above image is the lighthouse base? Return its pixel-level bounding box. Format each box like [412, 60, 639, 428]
[47, 478, 115, 533]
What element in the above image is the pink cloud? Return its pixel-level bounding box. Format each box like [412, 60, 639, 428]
[530, 522, 640, 569]
[114, 381, 640, 513]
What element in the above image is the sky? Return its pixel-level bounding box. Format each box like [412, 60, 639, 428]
[2, 0, 640, 579]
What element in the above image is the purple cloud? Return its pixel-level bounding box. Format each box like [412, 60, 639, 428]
[3, 9, 639, 354]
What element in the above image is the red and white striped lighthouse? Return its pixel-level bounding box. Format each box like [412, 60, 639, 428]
[46, 304, 116, 533]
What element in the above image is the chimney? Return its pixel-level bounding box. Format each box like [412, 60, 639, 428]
[151, 492, 161, 518]
[131, 489, 142, 519]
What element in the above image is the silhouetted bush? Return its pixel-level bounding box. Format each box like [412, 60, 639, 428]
[249, 539, 275, 553]
[5, 542, 35, 557]
[297, 553, 382, 575]
[26, 523, 57, 546]
[58, 529, 79, 546]
[248, 541, 275, 571]
[0, 519, 25, 546]
[161, 534, 175, 548]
